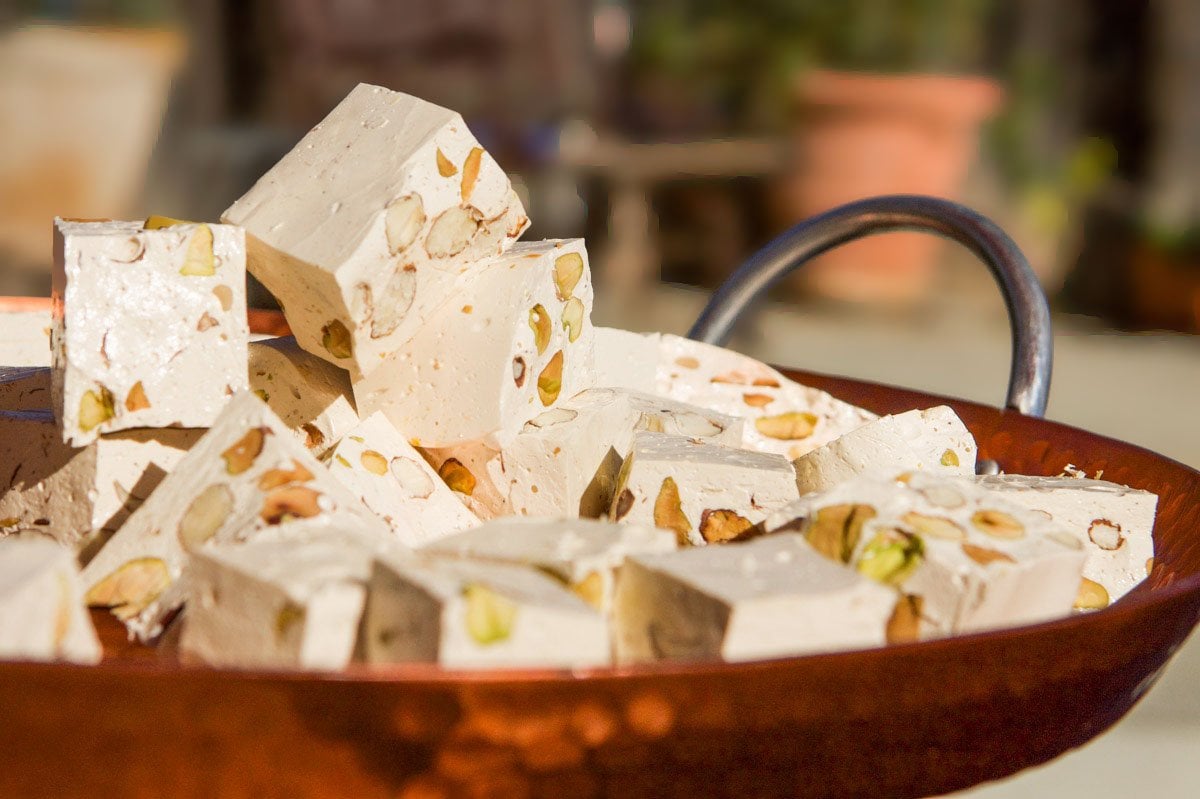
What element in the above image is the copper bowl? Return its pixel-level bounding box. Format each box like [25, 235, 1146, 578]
[1, 198, 1197, 798]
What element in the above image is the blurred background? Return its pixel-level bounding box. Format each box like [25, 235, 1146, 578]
[0, 2, 1197, 796]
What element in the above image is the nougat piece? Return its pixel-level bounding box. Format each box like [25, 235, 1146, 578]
[180, 535, 374, 671]
[361, 555, 609, 669]
[0, 366, 50, 410]
[354, 239, 595, 447]
[425, 517, 676, 613]
[248, 336, 359, 457]
[592, 327, 658, 393]
[51, 218, 248, 445]
[973, 474, 1157, 605]
[761, 474, 1087, 637]
[222, 83, 529, 375]
[420, 441, 511, 520]
[0, 308, 51, 367]
[0, 409, 200, 553]
[656, 334, 877, 459]
[613, 532, 898, 664]
[0, 537, 101, 664]
[327, 412, 478, 547]
[610, 431, 799, 546]
[504, 388, 743, 517]
[80, 392, 389, 641]
[793, 406, 976, 495]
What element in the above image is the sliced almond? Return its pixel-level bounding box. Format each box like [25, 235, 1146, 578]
[222, 427, 266, 475]
[370, 264, 418, 339]
[196, 312, 219, 332]
[1087, 519, 1125, 551]
[438, 458, 476, 496]
[529, 304, 551, 354]
[670, 412, 723, 439]
[85, 558, 171, 620]
[674, 356, 700, 370]
[698, 509, 754, 544]
[755, 411, 818, 441]
[460, 147, 483, 203]
[212, 285, 234, 312]
[257, 461, 314, 490]
[970, 509, 1025, 540]
[390, 457, 435, 499]
[537, 351, 564, 406]
[178, 484, 234, 550]
[360, 449, 389, 475]
[653, 477, 691, 545]
[961, 542, 1016, 567]
[109, 235, 145, 263]
[320, 320, 353, 360]
[385, 194, 426, 255]
[1074, 577, 1110, 610]
[512, 356, 527, 387]
[260, 486, 324, 524]
[806, 504, 876, 564]
[424, 206, 480, 258]
[124, 381, 151, 412]
[553, 252, 585, 300]
[752, 377, 781, 388]
[742, 393, 774, 408]
[886, 594, 924, 644]
[902, 511, 966, 541]
[561, 297, 585, 343]
[524, 407, 578, 429]
[436, 148, 458, 177]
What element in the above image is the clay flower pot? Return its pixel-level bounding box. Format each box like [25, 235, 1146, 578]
[776, 70, 1003, 303]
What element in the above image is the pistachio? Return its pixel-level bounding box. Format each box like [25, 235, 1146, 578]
[613, 488, 635, 521]
[653, 477, 692, 545]
[529, 304, 551, 354]
[78, 386, 115, 432]
[124, 381, 151, 412]
[460, 146, 483, 203]
[212, 285, 234, 312]
[320, 319, 353, 360]
[438, 458, 476, 496]
[553, 252, 585, 300]
[1074, 577, 1110, 610]
[513, 356, 527, 387]
[902, 511, 965, 541]
[275, 602, 307, 642]
[571, 572, 605, 610]
[360, 449, 389, 476]
[464, 583, 517, 645]
[390, 457, 435, 499]
[385, 194, 426, 255]
[85, 557, 171, 620]
[177, 484, 234, 550]
[334, 454, 351, 468]
[537, 351, 564, 406]
[260, 486, 324, 524]
[970, 509, 1026, 540]
[742, 393, 774, 408]
[221, 427, 267, 475]
[179, 224, 216, 277]
[940, 449, 960, 467]
[857, 528, 924, 584]
[805, 504, 876, 564]
[698, 509, 754, 544]
[257, 461, 314, 490]
[1087, 519, 1125, 551]
[561, 297, 585, 343]
[436, 148, 458, 177]
[886, 594, 924, 644]
[755, 411, 818, 441]
[424, 206, 480, 258]
[960, 542, 1016, 567]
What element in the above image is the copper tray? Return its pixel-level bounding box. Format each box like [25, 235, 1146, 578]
[1, 198, 1197, 799]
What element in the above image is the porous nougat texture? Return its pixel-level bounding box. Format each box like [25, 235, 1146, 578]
[222, 83, 529, 376]
[503, 388, 743, 518]
[0, 409, 200, 553]
[0, 366, 50, 411]
[361, 555, 610, 669]
[51, 218, 248, 445]
[761, 473, 1087, 637]
[79, 392, 389, 641]
[971, 474, 1157, 604]
[248, 336, 359, 457]
[326, 412, 478, 547]
[610, 431, 800, 547]
[181, 536, 374, 671]
[0, 537, 101, 664]
[792, 405, 977, 495]
[353, 239, 595, 447]
[613, 532, 898, 664]
[425, 517, 676, 614]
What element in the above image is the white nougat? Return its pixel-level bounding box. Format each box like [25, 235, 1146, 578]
[503, 388, 744, 518]
[222, 83, 529, 376]
[972, 473, 1157, 605]
[0, 537, 101, 664]
[353, 239, 595, 447]
[180, 535, 375, 671]
[326, 412, 479, 547]
[0, 409, 200, 553]
[361, 555, 610, 669]
[79, 392, 391, 641]
[613, 532, 899, 664]
[761, 473, 1088, 637]
[424, 517, 676, 613]
[51, 219, 248, 445]
[592, 327, 658, 393]
[610, 431, 800, 546]
[792, 405, 977, 495]
[248, 336, 360, 457]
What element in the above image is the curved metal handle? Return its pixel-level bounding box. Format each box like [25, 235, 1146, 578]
[688, 195, 1053, 418]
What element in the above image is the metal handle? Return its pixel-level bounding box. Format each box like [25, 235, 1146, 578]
[688, 195, 1053, 419]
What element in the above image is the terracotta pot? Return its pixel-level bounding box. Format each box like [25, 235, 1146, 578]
[776, 71, 1003, 303]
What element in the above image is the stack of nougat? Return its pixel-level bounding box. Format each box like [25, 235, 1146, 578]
[0, 84, 1157, 671]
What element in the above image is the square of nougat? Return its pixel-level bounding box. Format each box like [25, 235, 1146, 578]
[222, 83, 529, 376]
[52, 218, 248, 445]
[353, 239, 595, 447]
